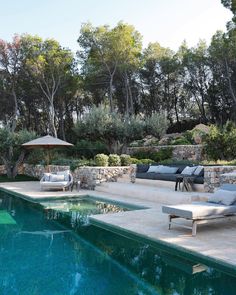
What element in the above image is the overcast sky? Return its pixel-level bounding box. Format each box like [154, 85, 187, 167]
[0, 0, 232, 52]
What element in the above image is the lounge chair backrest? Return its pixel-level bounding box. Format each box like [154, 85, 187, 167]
[220, 184, 236, 191]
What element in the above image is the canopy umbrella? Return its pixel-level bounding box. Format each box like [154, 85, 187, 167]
[22, 135, 73, 171]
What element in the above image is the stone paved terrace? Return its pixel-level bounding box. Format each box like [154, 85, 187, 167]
[0, 180, 236, 274]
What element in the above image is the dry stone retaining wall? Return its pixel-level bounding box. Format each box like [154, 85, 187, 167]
[127, 145, 204, 162]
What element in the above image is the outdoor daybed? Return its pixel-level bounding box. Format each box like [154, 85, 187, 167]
[162, 184, 236, 236]
[40, 170, 73, 191]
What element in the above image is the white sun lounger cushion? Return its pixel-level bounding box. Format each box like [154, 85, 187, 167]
[162, 202, 236, 219]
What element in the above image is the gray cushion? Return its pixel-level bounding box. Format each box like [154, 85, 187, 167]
[181, 166, 197, 175]
[162, 202, 236, 219]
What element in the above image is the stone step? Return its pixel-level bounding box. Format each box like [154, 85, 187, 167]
[95, 181, 208, 205]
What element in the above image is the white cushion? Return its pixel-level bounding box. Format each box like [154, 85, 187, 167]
[193, 165, 204, 176]
[50, 174, 65, 182]
[41, 181, 68, 188]
[181, 166, 197, 175]
[208, 189, 236, 206]
[147, 165, 162, 173]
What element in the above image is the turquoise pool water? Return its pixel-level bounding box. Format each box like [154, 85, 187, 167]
[0, 192, 236, 294]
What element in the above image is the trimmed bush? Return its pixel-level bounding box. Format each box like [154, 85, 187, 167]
[120, 154, 132, 166]
[108, 154, 121, 166]
[130, 158, 154, 164]
[94, 154, 109, 166]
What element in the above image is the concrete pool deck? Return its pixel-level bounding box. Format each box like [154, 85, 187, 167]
[0, 180, 236, 274]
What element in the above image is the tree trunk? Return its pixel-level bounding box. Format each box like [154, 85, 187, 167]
[109, 74, 114, 113]
[11, 88, 19, 132]
[49, 101, 57, 137]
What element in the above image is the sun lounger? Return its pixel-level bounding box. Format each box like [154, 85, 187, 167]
[162, 184, 236, 236]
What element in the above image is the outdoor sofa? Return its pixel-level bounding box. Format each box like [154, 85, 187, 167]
[40, 170, 73, 191]
[136, 164, 204, 184]
[162, 184, 236, 236]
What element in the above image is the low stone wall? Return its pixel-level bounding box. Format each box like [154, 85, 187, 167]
[127, 145, 204, 162]
[73, 166, 130, 190]
[24, 164, 70, 179]
[23, 164, 130, 190]
[204, 166, 236, 192]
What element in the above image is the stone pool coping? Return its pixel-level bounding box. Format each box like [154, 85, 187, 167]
[1, 181, 236, 277]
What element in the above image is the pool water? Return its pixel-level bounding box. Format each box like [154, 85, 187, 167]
[0, 192, 236, 295]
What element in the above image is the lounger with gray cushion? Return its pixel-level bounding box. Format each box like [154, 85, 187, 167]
[40, 170, 73, 191]
[162, 184, 236, 236]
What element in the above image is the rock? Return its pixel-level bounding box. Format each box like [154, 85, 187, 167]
[159, 133, 182, 145]
[192, 124, 210, 144]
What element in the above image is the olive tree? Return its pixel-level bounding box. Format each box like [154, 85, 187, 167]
[74, 105, 168, 153]
[0, 128, 37, 178]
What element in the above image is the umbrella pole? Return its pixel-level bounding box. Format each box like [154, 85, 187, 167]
[47, 149, 50, 172]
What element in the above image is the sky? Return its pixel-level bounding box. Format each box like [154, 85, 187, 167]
[0, 0, 232, 52]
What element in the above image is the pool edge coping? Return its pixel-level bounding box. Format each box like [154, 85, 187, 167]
[89, 216, 236, 278]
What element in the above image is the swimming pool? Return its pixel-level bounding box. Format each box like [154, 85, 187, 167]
[0, 191, 236, 294]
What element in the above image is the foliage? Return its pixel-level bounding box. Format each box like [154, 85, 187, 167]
[70, 140, 108, 159]
[130, 158, 155, 164]
[74, 105, 168, 154]
[203, 122, 236, 161]
[0, 128, 37, 178]
[94, 154, 109, 166]
[171, 137, 191, 145]
[120, 154, 132, 166]
[51, 158, 95, 171]
[132, 147, 173, 163]
[108, 154, 121, 166]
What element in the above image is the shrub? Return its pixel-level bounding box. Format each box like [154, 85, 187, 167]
[130, 158, 154, 164]
[138, 159, 155, 164]
[70, 140, 108, 159]
[171, 137, 191, 145]
[204, 122, 236, 161]
[133, 147, 173, 162]
[130, 157, 140, 164]
[94, 154, 109, 166]
[120, 154, 132, 166]
[108, 154, 121, 166]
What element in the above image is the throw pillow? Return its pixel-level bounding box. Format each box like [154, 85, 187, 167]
[57, 170, 70, 181]
[136, 164, 150, 173]
[193, 165, 204, 176]
[157, 166, 179, 174]
[43, 173, 51, 181]
[181, 166, 197, 175]
[208, 189, 236, 206]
